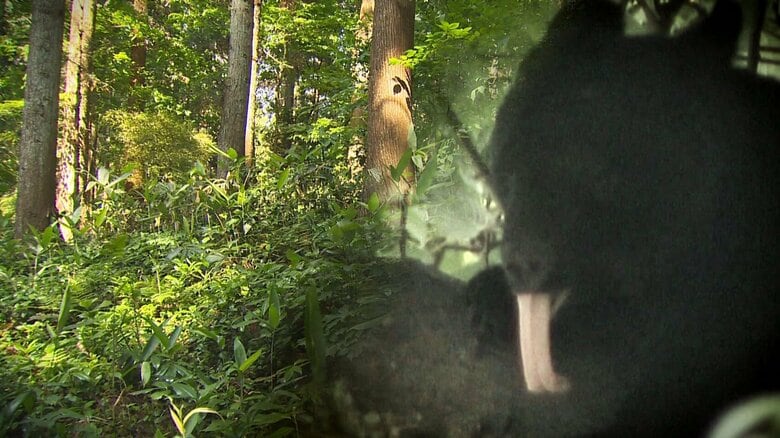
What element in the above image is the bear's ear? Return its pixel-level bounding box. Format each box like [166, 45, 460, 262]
[547, 0, 625, 39]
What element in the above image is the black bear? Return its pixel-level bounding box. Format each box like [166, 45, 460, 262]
[490, 0, 779, 435]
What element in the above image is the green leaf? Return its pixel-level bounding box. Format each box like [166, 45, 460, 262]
[37, 224, 57, 248]
[102, 233, 128, 256]
[304, 288, 326, 385]
[120, 162, 138, 175]
[3, 391, 35, 418]
[170, 382, 198, 400]
[97, 167, 109, 185]
[416, 151, 437, 196]
[277, 168, 291, 190]
[184, 412, 201, 436]
[144, 317, 170, 349]
[183, 408, 221, 435]
[169, 405, 185, 435]
[193, 327, 218, 341]
[167, 326, 182, 350]
[93, 208, 108, 228]
[56, 284, 73, 333]
[407, 124, 418, 150]
[226, 148, 238, 160]
[285, 249, 301, 267]
[341, 207, 358, 220]
[113, 51, 131, 63]
[68, 206, 83, 225]
[238, 349, 263, 373]
[140, 321, 163, 362]
[141, 361, 152, 387]
[140, 336, 161, 362]
[389, 148, 413, 182]
[268, 289, 281, 330]
[233, 337, 247, 367]
[367, 192, 381, 213]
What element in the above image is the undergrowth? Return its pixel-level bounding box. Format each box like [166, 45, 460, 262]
[0, 150, 388, 437]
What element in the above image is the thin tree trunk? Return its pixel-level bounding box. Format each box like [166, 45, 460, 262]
[131, 0, 147, 89]
[274, 0, 297, 154]
[218, 0, 254, 176]
[244, 0, 262, 166]
[15, 0, 66, 237]
[57, 0, 95, 240]
[364, 0, 415, 204]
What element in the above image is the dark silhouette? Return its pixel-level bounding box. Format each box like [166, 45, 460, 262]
[491, 0, 779, 435]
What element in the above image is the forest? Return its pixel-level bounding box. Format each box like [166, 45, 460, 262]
[1, 0, 779, 436]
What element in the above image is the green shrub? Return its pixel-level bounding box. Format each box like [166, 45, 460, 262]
[103, 110, 214, 186]
[0, 151, 387, 436]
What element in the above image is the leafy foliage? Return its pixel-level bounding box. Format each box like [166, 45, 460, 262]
[0, 99, 22, 194]
[0, 152, 386, 435]
[102, 110, 214, 185]
[0, 0, 31, 100]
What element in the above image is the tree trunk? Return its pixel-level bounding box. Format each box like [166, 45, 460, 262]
[346, 0, 374, 181]
[218, 0, 254, 176]
[364, 0, 415, 205]
[57, 0, 95, 240]
[15, 0, 66, 237]
[244, 0, 263, 166]
[131, 0, 147, 89]
[274, 0, 298, 154]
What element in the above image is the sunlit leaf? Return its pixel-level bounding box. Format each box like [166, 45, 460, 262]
[93, 208, 108, 228]
[141, 361, 151, 387]
[169, 405, 185, 435]
[277, 168, 291, 190]
[238, 349, 263, 373]
[97, 167, 109, 185]
[56, 284, 72, 333]
[233, 337, 247, 367]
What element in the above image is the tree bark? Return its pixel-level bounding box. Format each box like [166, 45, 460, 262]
[131, 0, 147, 89]
[244, 0, 263, 166]
[218, 0, 254, 176]
[57, 0, 95, 240]
[15, 0, 66, 237]
[364, 0, 415, 204]
[275, 0, 298, 154]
